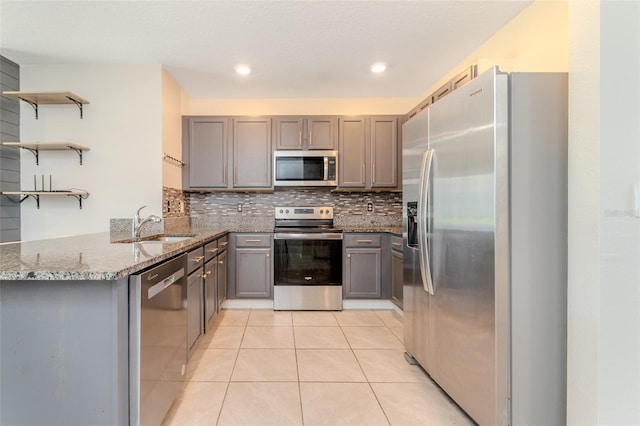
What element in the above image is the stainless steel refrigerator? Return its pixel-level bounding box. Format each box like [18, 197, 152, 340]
[402, 67, 567, 425]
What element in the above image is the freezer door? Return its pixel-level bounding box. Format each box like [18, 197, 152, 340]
[427, 68, 508, 426]
[401, 110, 432, 371]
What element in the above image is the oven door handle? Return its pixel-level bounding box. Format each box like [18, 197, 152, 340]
[274, 232, 343, 240]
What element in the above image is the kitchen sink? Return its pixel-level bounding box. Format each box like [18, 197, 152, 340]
[113, 234, 197, 244]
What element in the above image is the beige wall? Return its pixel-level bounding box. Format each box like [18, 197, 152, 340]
[162, 68, 185, 190]
[187, 97, 416, 116]
[19, 64, 163, 240]
[420, 0, 569, 101]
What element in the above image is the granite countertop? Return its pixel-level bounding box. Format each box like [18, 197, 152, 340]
[0, 227, 230, 281]
[0, 224, 400, 281]
[342, 226, 402, 236]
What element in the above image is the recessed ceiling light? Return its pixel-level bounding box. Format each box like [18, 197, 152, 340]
[235, 64, 251, 75]
[371, 63, 387, 73]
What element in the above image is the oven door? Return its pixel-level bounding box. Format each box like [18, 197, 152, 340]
[273, 232, 343, 310]
[273, 233, 342, 286]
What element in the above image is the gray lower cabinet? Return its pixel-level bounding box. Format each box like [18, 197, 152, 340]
[343, 233, 390, 299]
[187, 269, 203, 358]
[390, 235, 403, 309]
[183, 116, 228, 189]
[228, 233, 273, 299]
[217, 249, 228, 308]
[204, 257, 217, 328]
[187, 245, 205, 359]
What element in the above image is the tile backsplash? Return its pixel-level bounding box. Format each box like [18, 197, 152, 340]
[163, 187, 402, 227]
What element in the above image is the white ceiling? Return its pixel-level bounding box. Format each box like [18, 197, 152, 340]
[0, 0, 531, 99]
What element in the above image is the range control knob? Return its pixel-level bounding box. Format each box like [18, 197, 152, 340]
[319, 209, 324, 214]
[279, 209, 284, 214]
[285, 209, 290, 214]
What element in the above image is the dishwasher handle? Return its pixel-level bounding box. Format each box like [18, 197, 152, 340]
[147, 268, 185, 299]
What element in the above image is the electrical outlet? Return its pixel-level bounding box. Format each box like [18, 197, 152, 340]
[367, 202, 374, 212]
[237, 203, 243, 212]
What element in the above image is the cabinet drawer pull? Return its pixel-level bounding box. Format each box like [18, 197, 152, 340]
[192, 256, 205, 262]
[208, 248, 218, 253]
[246, 239, 262, 243]
[219, 241, 228, 246]
[392, 242, 402, 247]
[357, 239, 373, 243]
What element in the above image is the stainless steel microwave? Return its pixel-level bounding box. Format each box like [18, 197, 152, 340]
[273, 150, 338, 187]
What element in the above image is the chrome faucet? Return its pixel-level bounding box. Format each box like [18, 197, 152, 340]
[132, 205, 162, 238]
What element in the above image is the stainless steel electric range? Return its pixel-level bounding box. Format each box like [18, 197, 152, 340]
[273, 206, 343, 311]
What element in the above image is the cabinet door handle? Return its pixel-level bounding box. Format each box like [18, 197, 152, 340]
[266, 253, 270, 258]
[224, 164, 228, 185]
[298, 130, 302, 147]
[347, 254, 351, 258]
[208, 248, 218, 253]
[362, 163, 365, 181]
[246, 239, 262, 243]
[309, 130, 313, 146]
[357, 239, 373, 243]
[233, 164, 237, 185]
[192, 256, 205, 262]
[372, 163, 376, 184]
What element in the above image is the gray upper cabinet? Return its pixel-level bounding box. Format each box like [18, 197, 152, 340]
[370, 117, 398, 188]
[274, 116, 337, 150]
[307, 116, 337, 150]
[183, 116, 228, 189]
[338, 117, 367, 188]
[338, 116, 400, 190]
[232, 117, 272, 188]
[274, 117, 304, 150]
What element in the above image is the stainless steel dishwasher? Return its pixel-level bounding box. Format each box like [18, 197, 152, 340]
[129, 253, 187, 426]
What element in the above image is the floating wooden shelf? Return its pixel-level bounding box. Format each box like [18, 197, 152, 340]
[1, 190, 90, 209]
[2, 91, 90, 119]
[2, 142, 90, 165]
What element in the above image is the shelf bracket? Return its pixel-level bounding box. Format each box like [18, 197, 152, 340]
[18, 97, 39, 119]
[14, 194, 41, 209]
[67, 193, 88, 209]
[67, 146, 85, 165]
[65, 96, 84, 119]
[19, 146, 40, 165]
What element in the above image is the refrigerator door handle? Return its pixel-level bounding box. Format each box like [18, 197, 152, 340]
[418, 149, 435, 295]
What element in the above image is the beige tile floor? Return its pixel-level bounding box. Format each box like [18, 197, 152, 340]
[162, 309, 473, 426]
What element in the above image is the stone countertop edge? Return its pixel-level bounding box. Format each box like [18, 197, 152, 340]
[0, 228, 231, 281]
[0, 226, 401, 281]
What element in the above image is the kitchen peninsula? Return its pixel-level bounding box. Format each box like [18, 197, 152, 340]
[0, 222, 400, 425]
[0, 228, 228, 425]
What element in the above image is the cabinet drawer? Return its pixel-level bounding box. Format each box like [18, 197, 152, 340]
[235, 233, 271, 248]
[204, 239, 219, 262]
[344, 233, 382, 248]
[217, 235, 229, 252]
[187, 246, 205, 275]
[390, 235, 403, 253]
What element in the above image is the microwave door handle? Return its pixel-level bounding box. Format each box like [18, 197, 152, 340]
[324, 156, 329, 181]
[418, 149, 435, 295]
